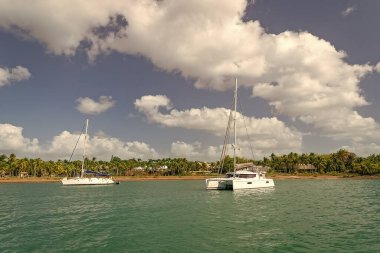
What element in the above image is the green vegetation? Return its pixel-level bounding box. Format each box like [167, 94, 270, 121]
[263, 150, 380, 176]
[0, 149, 380, 177]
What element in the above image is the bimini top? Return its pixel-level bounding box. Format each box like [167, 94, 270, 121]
[226, 170, 257, 176]
[85, 170, 111, 177]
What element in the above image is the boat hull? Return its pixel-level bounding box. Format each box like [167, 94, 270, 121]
[232, 178, 274, 189]
[206, 178, 274, 190]
[61, 177, 115, 186]
[205, 178, 233, 190]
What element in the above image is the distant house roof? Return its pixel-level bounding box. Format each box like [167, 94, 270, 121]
[19, 172, 29, 177]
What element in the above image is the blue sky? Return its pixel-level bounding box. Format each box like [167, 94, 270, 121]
[0, 0, 380, 161]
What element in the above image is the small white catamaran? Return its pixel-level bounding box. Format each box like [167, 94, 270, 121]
[61, 119, 117, 186]
[205, 78, 275, 190]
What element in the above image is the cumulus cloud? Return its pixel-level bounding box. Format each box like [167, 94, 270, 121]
[342, 142, 380, 157]
[135, 95, 230, 133]
[375, 62, 380, 73]
[170, 141, 226, 161]
[0, 0, 126, 56]
[0, 123, 158, 160]
[135, 95, 302, 157]
[76, 96, 115, 115]
[0, 123, 39, 155]
[341, 6, 356, 17]
[253, 61, 377, 139]
[171, 141, 202, 159]
[0, 66, 31, 87]
[170, 140, 257, 161]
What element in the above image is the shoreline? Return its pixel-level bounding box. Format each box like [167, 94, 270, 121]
[0, 174, 379, 183]
[270, 175, 380, 180]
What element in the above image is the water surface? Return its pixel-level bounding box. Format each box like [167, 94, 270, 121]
[1, 179, 379, 252]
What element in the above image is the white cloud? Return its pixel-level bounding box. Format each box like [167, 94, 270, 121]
[0, 123, 39, 155]
[171, 141, 202, 159]
[0, 123, 216, 161]
[0, 0, 126, 56]
[46, 131, 158, 160]
[341, 6, 356, 17]
[375, 62, 380, 73]
[170, 141, 225, 161]
[135, 94, 302, 156]
[0, 66, 31, 87]
[135, 95, 230, 133]
[253, 61, 377, 138]
[299, 109, 379, 140]
[169, 139, 288, 161]
[0, 122, 158, 160]
[342, 142, 380, 157]
[76, 96, 115, 115]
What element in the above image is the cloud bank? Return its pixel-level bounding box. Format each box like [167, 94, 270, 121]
[0, 123, 157, 161]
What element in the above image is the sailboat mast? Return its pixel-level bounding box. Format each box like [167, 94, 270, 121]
[233, 78, 237, 175]
[81, 119, 89, 178]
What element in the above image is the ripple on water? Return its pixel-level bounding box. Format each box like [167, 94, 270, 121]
[0, 179, 379, 252]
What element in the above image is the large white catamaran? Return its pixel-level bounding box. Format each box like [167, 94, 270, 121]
[205, 78, 275, 190]
[61, 119, 117, 186]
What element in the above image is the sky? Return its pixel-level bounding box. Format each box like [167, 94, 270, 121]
[0, 0, 380, 162]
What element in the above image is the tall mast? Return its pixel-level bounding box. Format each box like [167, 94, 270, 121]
[81, 119, 89, 178]
[233, 78, 237, 175]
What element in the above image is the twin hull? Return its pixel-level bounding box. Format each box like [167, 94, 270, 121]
[61, 177, 115, 186]
[206, 178, 275, 190]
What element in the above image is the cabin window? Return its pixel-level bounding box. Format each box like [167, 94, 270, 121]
[238, 174, 256, 178]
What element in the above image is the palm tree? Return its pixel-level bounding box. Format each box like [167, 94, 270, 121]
[34, 158, 43, 177]
[8, 153, 17, 177]
[55, 160, 65, 176]
[0, 154, 9, 177]
[18, 158, 29, 176]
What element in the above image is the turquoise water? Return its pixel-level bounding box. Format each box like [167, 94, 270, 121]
[0, 179, 379, 252]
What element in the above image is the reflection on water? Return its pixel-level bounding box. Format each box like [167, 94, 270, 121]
[206, 186, 275, 201]
[232, 187, 275, 198]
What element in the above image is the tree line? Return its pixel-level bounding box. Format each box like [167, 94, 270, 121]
[0, 149, 379, 177]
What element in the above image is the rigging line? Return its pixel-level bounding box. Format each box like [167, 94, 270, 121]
[68, 122, 86, 163]
[218, 97, 235, 174]
[238, 98, 255, 161]
[218, 109, 232, 174]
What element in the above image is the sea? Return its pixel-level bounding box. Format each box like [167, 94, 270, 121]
[0, 179, 379, 252]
